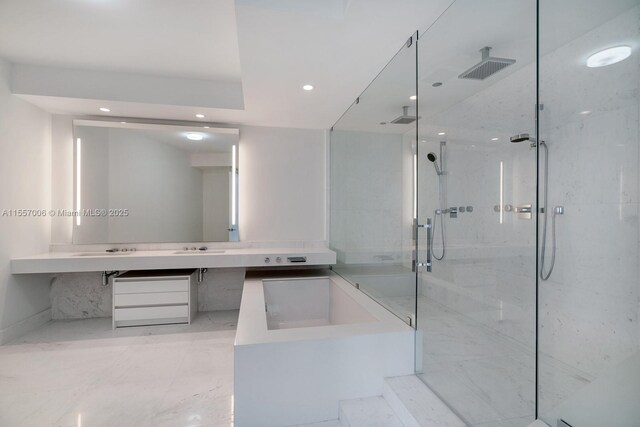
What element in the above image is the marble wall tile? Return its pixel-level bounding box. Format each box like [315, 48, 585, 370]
[51, 272, 111, 319]
[50, 268, 247, 319]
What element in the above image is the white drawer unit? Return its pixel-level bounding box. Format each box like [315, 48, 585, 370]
[112, 269, 197, 328]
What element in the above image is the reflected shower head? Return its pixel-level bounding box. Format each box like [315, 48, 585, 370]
[427, 152, 442, 175]
[459, 47, 516, 80]
[391, 106, 417, 124]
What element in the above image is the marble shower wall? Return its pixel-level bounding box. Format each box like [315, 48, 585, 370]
[51, 268, 246, 319]
[330, 130, 407, 265]
[538, 2, 640, 382]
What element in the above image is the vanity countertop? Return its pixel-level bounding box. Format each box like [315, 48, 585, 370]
[11, 247, 336, 274]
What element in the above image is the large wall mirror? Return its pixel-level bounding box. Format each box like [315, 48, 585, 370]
[72, 120, 239, 244]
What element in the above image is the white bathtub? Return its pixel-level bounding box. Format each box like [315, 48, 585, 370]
[234, 271, 414, 427]
[264, 276, 376, 329]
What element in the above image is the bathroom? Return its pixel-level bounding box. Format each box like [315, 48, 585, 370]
[0, 0, 638, 426]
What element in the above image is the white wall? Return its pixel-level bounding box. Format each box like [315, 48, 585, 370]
[0, 58, 52, 343]
[51, 115, 74, 244]
[106, 128, 203, 243]
[203, 168, 230, 241]
[239, 125, 326, 242]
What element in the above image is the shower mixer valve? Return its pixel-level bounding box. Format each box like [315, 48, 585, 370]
[434, 206, 473, 218]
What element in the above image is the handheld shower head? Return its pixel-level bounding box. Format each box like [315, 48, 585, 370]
[427, 152, 442, 175]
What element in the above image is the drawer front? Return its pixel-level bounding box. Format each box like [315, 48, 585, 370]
[114, 305, 189, 322]
[114, 279, 188, 294]
[114, 292, 188, 307]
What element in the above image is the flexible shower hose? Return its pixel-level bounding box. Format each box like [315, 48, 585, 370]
[431, 176, 446, 261]
[539, 141, 556, 281]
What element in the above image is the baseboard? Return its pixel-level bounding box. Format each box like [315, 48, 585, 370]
[0, 308, 52, 345]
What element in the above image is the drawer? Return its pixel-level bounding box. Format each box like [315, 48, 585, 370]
[114, 292, 188, 307]
[114, 305, 189, 322]
[114, 279, 188, 294]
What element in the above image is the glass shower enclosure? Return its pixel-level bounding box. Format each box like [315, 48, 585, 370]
[330, 0, 640, 426]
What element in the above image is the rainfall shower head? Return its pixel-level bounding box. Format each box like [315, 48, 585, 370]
[391, 106, 417, 124]
[458, 47, 516, 80]
[427, 152, 442, 175]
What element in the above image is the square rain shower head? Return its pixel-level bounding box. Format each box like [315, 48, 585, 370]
[458, 46, 516, 80]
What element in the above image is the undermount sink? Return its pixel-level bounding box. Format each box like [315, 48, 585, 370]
[173, 250, 226, 254]
[75, 252, 134, 256]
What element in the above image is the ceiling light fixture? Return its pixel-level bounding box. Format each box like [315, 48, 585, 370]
[187, 133, 203, 141]
[302, 84, 315, 91]
[438, 132, 446, 136]
[491, 137, 499, 141]
[410, 95, 417, 100]
[195, 114, 205, 118]
[99, 107, 111, 112]
[586, 46, 631, 68]
[580, 110, 592, 115]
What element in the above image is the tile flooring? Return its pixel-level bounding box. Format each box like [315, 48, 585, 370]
[370, 294, 591, 427]
[0, 311, 238, 427]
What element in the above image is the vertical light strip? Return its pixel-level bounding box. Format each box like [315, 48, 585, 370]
[76, 138, 81, 226]
[231, 144, 237, 226]
[499, 160, 504, 224]
[413, 154, 417, 219]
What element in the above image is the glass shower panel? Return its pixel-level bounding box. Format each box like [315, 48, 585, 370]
[538, 1, 640, 425]
[329, 34, 418, 324]
[415, 0, 537, 425]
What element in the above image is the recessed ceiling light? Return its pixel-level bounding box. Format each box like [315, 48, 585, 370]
[121, 121, 127, 124]
[409, 95, 417, 100]
[491, 137, 499, 141]
[586, 46, 631, 68]
[302, 84, 315, 91]
[438, 132, 446, 136]
[203, 126, 210, 129]
[187, 133, 203, 141]
[195, 114, 205, 118]
[99, 107, 111, 112]
[580, 110, 592, 115]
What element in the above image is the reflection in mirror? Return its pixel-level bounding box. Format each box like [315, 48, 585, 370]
[72, 120, 239, 244]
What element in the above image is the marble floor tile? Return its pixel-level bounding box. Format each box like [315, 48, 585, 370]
[0, 311, 239, 427]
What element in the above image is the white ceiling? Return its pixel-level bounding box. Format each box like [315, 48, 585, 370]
[0, 0, 455, 129]
[0, 0, 242, 81]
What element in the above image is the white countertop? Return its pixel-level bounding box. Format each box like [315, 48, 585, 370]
[11, 247, 336, 274]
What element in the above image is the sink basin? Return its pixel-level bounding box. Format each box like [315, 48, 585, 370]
[173, 250, 226, 254]
[75, 252, 134, 256]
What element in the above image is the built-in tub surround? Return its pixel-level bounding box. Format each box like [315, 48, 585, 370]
[264, 277, 376, 329]
[234, 271, 414, 427]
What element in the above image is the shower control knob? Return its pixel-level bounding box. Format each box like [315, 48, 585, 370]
[276, 257, 282, 263]
[466, 206, 473, 212]
[459, 206, 466, 213]
[264, 257, 271, 264]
